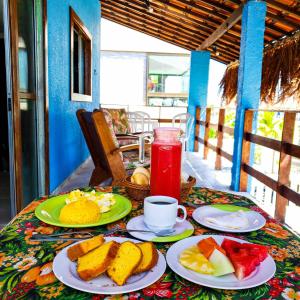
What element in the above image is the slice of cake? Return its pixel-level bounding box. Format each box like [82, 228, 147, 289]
[77, 241, 119, 281]
[134, 242, 158, 274]
[107, 241, 142, 286]
[67, 235, 104, 261]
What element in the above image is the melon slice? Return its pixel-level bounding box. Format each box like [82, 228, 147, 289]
[221, 238, 268, 280]
[209, 249, 235, 277]
[197, 237, 226, 259]
[179, 246, 214, 275]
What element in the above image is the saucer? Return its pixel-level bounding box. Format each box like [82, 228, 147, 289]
[126, 215, 194, 242]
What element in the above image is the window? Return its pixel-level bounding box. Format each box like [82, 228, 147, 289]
[70, 8, 92, 101]
[147, 54, 190, 107]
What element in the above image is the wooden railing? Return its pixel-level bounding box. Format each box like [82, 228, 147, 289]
[194, 107, 234, 170]
[194, 106, 300, 223]
[241, 110, 300, 222]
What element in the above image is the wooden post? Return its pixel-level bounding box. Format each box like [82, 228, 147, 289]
[240, 110, 254, 191]
[194, 106, 201, 152]
[203, 108, 211, 159]
[275, 112, 296, 223]
[215, 108, 225, 170]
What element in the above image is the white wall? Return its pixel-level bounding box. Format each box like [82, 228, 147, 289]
[101, 19, 189, 54]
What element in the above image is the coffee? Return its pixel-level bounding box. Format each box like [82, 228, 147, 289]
[151, 201, 172, 205]
[144, 196, 187, 231]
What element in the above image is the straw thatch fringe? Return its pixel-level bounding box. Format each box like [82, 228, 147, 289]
[219, 61, 239, 104]
[219, 32, 300, 104]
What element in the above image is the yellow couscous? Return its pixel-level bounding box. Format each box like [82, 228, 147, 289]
[59, 199, 100, 224]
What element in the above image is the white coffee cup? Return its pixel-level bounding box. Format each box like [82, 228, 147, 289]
[143, 196, 187, 231]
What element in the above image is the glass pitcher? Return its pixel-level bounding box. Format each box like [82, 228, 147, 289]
[150, 127, 182, 201]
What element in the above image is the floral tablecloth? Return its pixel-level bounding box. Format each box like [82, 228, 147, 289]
[0, 187, 299, 300]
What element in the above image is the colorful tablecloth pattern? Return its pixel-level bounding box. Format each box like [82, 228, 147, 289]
[0, 187, 299, 300]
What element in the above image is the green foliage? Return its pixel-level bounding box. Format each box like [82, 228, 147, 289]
[224, 111, 235, 128]
[209, 128, 217, 138]
[257, 111, 283, 139]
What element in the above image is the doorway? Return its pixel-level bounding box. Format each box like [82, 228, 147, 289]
[0, 0, 11, 225]
[1, 0, 47, 222]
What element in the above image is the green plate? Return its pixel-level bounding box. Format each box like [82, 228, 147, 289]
[35, 193, 132, 228]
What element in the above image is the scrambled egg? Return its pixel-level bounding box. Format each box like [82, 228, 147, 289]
[65, 190, 116, 213]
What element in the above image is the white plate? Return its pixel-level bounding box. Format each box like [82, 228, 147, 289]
[192, 204, 266, 233]
[53, 236, 166, 294]
[166, 235, 276, 290]
[127, 215, 194, 242]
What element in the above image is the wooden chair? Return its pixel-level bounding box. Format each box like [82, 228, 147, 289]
[77, 109, 149, 185]
[76, 109, 112, 186]
[92, 110, 139, 184]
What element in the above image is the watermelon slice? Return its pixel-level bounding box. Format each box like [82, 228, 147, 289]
[221, 238, 268, 280]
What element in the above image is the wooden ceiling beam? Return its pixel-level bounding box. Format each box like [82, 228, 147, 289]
[102, 7, 203, 46]
[102, 1, 240, 56]
[103, 0, 205, 42]
[219, 0, 299, 37]
[140, 0, 276, 43]
[151, 0, 242, 37]
[194, 0, 299, 30]
[102, 8, 200, 47]
[118, 0, 243, 47]
[197, 4, 243, 50]
[102, 14, 233, 64]
[266, 11, 300, 30]
[169, 0, 232, 21]
[102, 14, 193, 50]
[267, 0, 300, 20]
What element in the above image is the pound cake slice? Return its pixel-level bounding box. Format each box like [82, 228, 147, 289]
[134, 242, 158, 274]
[107, 241, 142, 286]
[67, 235, 104, 261]
[77, 241, 119, 281]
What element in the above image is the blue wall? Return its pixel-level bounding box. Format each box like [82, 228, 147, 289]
[47, 0, 101, 192]
[187, 51, 210, 151]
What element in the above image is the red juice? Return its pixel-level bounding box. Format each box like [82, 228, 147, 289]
[150, 128, 182, 201]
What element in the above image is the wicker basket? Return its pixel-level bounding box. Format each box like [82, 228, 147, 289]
[123, 175, 196, 201]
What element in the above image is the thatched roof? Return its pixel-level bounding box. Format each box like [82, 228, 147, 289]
[101, 0, 300, 64]
[219, 32, 300, 104]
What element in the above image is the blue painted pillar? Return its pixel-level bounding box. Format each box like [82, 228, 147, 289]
[231, 0, 267, 191]
[187, 51, 210, 152]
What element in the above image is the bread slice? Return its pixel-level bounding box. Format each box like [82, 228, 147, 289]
[67, 235, 104, 261]
[134, 242, 159, 274]
[77, 241, 119, 281]
[107, 241, 142, 286]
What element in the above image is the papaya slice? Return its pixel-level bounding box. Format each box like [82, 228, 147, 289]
[197, 237, 226, 259]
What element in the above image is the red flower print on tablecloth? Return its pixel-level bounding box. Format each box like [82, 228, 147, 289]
[143, 281, 172, 298]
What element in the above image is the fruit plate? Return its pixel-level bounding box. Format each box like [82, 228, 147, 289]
[53, 236, 166, 294]
[127, 215, 194, 242]
[35, 193, 132, 228]
[166, 235, 276, 290]
[192, 204, 266, 233]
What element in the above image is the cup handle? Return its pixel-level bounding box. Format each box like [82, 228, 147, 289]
[176, 205, 187, 223]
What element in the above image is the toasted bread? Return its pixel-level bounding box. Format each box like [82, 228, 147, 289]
[107, 241, 142, 286]
[67, 235, 104, 261]
[77, 241, 119, 281]
[134, 242, 158, 274]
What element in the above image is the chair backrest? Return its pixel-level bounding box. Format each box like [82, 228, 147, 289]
[76, 109, 111, 181]
[172, 112, 194, 138]
[102, 108, 131, 134]
[92, 110, 127, 183]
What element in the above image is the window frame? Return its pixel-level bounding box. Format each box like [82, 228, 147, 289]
[70, 7, 92, 102]
[146, 53, 190, 107]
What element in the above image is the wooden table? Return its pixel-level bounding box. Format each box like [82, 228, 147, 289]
[0, 186, 299, 299]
